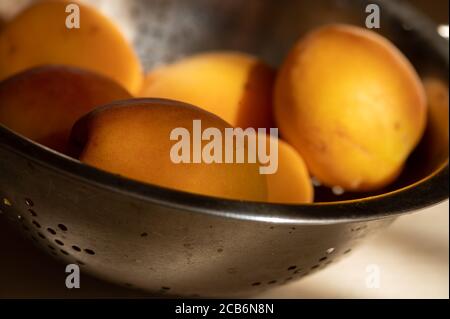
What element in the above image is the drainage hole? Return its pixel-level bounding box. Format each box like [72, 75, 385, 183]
[287, 265, 297, 271]
[72, 245, 81, 252]
[84, 249, 95, 255]
[25, 198, 34, 207]
[54, 239, 64, 246]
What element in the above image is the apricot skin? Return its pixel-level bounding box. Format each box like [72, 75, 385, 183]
[0, 65, 131, 153]
[421, 77, 449, 169]
[0, 0, 142, 94]
[265, 136, 313, 204]
[70, 99, 268, 202]
[274, 24, 427, 192]
[139, 52, 275, 129]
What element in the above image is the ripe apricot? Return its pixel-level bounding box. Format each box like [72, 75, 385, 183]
[139, 52, 275, 129]
[421, 77, 449, 168]
[274, 24, 427, 191]
[0, 65, 131, 153]
[0, 0, 142, 94]
[265, 136, 313, 204]
[70, 99, 268, 202]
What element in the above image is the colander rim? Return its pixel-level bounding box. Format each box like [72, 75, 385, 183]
[1, 120, 448, 225]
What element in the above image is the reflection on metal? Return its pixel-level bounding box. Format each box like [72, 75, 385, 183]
[437, 25, 449, 39]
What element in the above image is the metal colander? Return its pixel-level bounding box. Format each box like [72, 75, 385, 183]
[0, 0, 448, 297]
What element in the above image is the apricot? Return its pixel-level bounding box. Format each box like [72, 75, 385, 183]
[139, 52, 275, 129]
[0, 65, 131, 153]
[421, 77, 449, 168]
[0, 0, 142, 94]
[264, 136, 313, 204]
[69, 99, 267, 202]
[274, 24, 427, 192]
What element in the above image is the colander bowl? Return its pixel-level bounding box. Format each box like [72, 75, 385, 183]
[0, 0, 448, 297]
